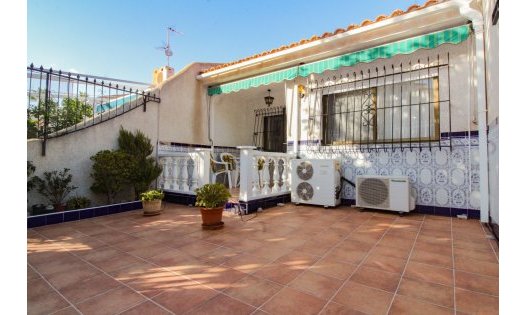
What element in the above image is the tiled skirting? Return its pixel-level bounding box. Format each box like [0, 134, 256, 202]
[27, 201, 143, 228]
[341, 198, 480, 219]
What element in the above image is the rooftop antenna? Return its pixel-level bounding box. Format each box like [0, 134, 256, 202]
[156, 27, 183, 67]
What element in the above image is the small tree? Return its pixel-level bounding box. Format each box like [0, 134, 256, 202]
[90, 150, 131, 204]
[118, 127, 162, 199]
[34, 168, 78, 208]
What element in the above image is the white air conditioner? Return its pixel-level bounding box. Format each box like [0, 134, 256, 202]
[291, 159, 341, 207]
[356, 175, 415, 213]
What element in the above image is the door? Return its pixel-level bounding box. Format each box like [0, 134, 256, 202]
[253, 106, 286, 152]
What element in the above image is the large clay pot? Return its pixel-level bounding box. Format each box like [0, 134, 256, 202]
[200, 206, 224, 229]
[142, 200, 162, 216]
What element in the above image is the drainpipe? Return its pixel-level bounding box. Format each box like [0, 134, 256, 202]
[454, 0, 489, 223]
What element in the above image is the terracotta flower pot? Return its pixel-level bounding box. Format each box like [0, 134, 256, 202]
[142, 199, 162, 216]
[200, 206, 225, 229]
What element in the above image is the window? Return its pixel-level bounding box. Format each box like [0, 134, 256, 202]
[321, 77, 439, 145]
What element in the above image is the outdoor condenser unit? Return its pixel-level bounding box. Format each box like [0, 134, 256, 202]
[291, 159, 341, 207]
[355, 175, 415, 213]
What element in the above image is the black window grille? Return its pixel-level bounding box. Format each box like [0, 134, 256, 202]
[306, 54, 451, 153]
[253, 106, 286, 152]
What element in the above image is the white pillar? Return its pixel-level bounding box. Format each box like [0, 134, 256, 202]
[238, 146, 256, 202]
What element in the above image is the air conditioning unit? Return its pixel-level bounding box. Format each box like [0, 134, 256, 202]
[356, 175, 415, 213]
[291, 159, 341, 207]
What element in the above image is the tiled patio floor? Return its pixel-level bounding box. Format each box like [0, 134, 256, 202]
[28, 204, 499, 315]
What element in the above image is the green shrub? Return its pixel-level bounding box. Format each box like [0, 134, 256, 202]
[34, 168, 78, 206]
[195, 183, 231, 208]
[140, 190, 164, 201]
[27, 161, 36, 192]
[66, 196, 91, 210]
[90, 150, 132, 204]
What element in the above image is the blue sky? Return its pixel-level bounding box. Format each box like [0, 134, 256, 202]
[28, 0, 421, 83]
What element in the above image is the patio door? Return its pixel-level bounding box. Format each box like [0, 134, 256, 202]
[253, 106, 286, 153]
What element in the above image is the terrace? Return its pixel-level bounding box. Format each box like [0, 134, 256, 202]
[28, 203, 498, 315]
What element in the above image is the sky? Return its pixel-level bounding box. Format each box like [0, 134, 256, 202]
[27, 0, 421, 83]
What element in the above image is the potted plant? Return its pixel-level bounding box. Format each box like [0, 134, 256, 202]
[195, 183, 231, 229]
[140, 189, 164, 216]
[34, 168, 77, 212]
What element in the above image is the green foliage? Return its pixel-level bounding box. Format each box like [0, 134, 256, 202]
[66, 196, 91, 210]
[90, 150, 132, 204]
[34, 168, 78, 206]
[195, 183, 231, 208]
[257, 158, 265, 171]
[140, 190, 164, 201]
[27, 95, 93, 138]
[27, 161, 36, 192]
[118, 127, 162, 199]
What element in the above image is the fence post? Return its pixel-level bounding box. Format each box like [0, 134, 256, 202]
[194, 149, 211, 189]
[41, 72, 51, 156]
[238, 146, 256, 202]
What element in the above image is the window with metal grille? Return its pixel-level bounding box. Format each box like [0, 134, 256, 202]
[322, 77, 439, 145]
[253, 106, 286, 152]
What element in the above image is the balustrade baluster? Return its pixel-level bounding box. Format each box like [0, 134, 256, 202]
[272, 158, 279, 193]
[262, 158, 270, 195]
[252, 156, 260, 196]
[181, 158, 189, 192]
[173, 157, 180, 191]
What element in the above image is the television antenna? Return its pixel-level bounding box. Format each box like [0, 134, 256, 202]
[156, 27, 183, 67]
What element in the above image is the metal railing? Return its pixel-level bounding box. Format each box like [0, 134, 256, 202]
[27, 64, 161, 155]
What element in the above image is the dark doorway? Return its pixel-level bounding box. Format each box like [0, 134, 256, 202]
[253, 106, 286, 153]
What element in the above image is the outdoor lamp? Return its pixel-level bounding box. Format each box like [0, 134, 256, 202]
[264, 89, 274, 107]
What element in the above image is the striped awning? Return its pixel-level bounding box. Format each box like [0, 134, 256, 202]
[208, 24, 470, 96]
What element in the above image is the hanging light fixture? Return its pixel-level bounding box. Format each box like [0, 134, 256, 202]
[264, 89, 274, 107]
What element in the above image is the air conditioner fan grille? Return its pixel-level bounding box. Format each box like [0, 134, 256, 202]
[358, 178, 390, 207]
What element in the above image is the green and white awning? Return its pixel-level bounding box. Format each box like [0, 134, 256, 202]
[208, 24, 470, 95]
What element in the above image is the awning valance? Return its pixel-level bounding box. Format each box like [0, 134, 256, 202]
[208, 24, 470, 96]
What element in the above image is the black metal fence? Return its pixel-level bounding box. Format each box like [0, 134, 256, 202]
[304, 54, 453, 153]
[27, 64, 161, 155]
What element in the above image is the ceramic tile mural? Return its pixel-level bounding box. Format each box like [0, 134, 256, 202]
[296, 134, 480, 211]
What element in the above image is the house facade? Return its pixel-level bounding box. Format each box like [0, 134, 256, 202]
[27, 0, 498, 231]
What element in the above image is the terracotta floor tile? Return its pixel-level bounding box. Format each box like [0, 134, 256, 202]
[27, 264, 40, 281]
[333, 281, 393, 315]
[410, 249, 453, 268]
[319, 302, 368, 315]
[455, 270, 499, 296]
[178, 240, 222, 258]
[45, 262, 101, 290]
[325, 247, 369, 265]
[378, 236, 414, 250]
[187, 293, 255, 314]
[296, 238, 335, 256]
[454, 255, 499, 277]
[27, 278, 70, 315]
[50, 306, 81, 315]
[397, 277, 454, 308]
[224, 275, 282, 307]
[59, 273, 121, 303]
[275, 250, 320, 269]
[127, 269, 193, 297]
[119, 301, 172, 315]
[309, 256, 358, 280]
[351, 266, 401, 292]
[261, 286, 326, 315]
[109, 261, 160, 283]
[289, 270, 343, 300]
[404, 261, 453, 286]
[369, 244, 411, 260]
[197, 246, 240, 265]
[454, 247, 498, 263]
[75, 286, 146, 315]
[337, 239, 376, 252]
[362, 253, 407, 274]
[253, 262, 304, 285]
[388, 294, 453, 315]
[195, 266, 248, 290]
[248, 244, 294, 261]
[222, 253, 273, 274]
[455, 287, 499, 314]
[152, 283, 219, 313]
[454, 238, 493, 251]
[414, 241, 453, 256]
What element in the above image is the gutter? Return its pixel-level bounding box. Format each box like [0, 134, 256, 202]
[453, 0, 489, 223]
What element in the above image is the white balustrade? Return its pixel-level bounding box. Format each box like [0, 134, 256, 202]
[237, 146, 294, 202]
[157, 149, 210, 195]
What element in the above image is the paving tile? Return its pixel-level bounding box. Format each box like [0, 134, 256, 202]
[27, 278, 70, 315]
[261, 286, 326, 315]
[119, 301, 172, 315]
[397, 277, 454, 308]
[410, 248, 453, 268]
[333, 281, 393, 315]
[362, 252, 407, 274]
[187, 293, 255, 314]
[324, 247, 369, 265]
[455, 270, 499, 296]
[222, 253, 273, 274]
[319, 302, 368, 315]
[289, 270, 343, 300]
[75, 286, 145, 315]
[454, 247, 499, 263]
[253, 262, 304, 285]
[45, 262, 101, 290]
[454, 255, 499, 277]
[152, 283, 219, 313]
[224, 275, 282, 307]
[59, 273, 121, 303]
[27, 264, 41, 281]
[388, 294, 454, 315]
[126, 269, 193, 297]
[404, 261, 453, 286]
[455, 287, 499, 314]
[368, 244, 412, 260]
[195, 266, 248, 290]
[309, 256, 358, 280]
[350, 266, 401, 292]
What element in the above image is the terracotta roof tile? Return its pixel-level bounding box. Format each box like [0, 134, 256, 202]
[200, 0, 445, 74]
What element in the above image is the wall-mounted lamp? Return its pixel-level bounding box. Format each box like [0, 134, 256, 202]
[264, 89, 274, 107]
[298, 85, 306, 98]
